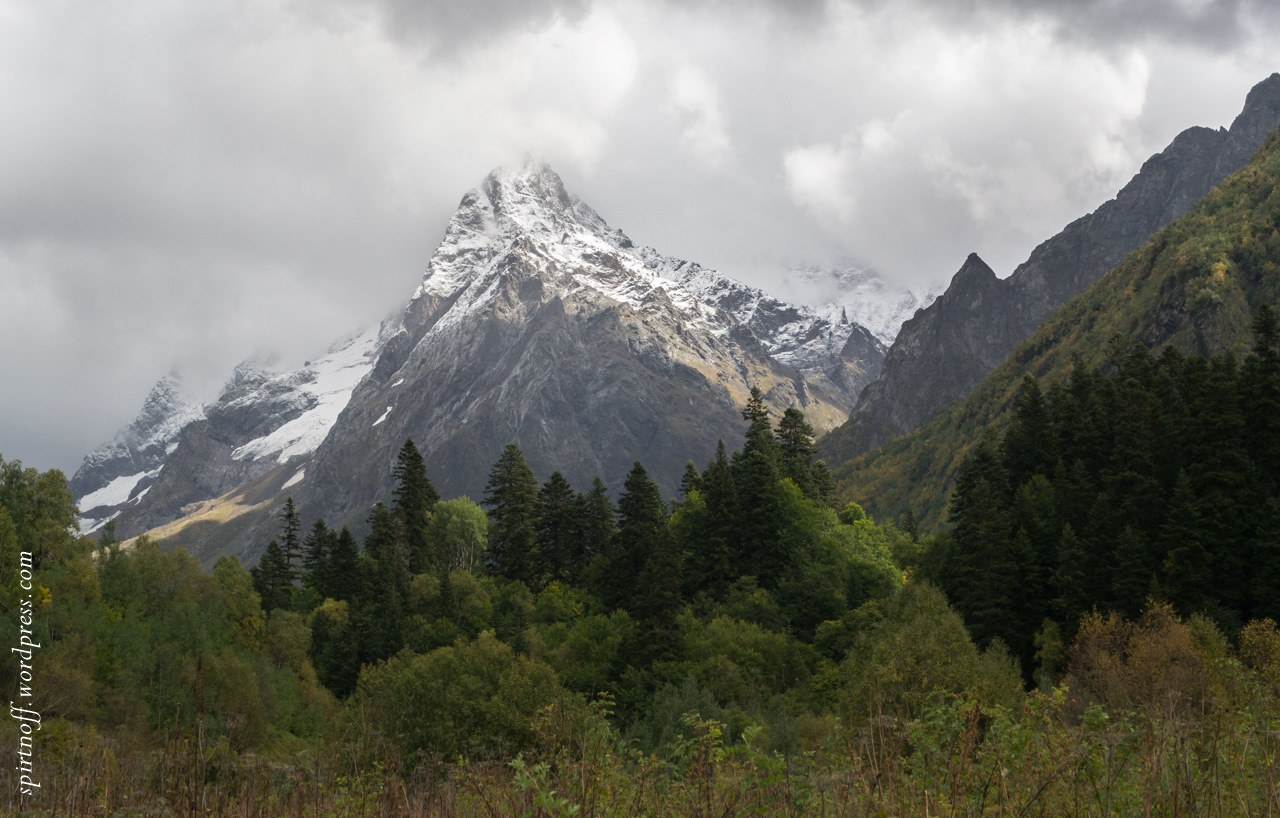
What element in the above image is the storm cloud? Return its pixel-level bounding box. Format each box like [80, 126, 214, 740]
[0, 0, 1275, 473]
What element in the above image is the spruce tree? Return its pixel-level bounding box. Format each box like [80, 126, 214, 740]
[535, 471, 578, 586]
[575, 477, 616, 574]
[694, 439, 736, 597]
[733, 389, 784, 584]
[251, 538, 292, 612]
[279, 496, 302, 584]
[677, 461, 701, 504]
[597, 461, 667, 610]
[302, 518, 336, 598]
[775, 407, 819, 500]
[482, 443, 540, 585]
[391, 438, 439, 574]
[328, 527, 361, 603]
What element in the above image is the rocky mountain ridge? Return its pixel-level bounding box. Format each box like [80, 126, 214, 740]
[73, 162, 885, 560]
[822, 72, 1280, 463]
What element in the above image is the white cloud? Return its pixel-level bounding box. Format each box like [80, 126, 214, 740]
[0, 0, 1276, 471]
[671, 65, 733, 168]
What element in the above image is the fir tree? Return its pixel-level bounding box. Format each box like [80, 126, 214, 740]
[733, 389, 784, 584]
[677, 461, 701, 504]
[575, 477, 616, 574]
[483, 443, 540, 584]
[251, 538, 292, 612]
[302, 518, 336, 598]
[596, 461, 667, 610]
[328, 527, 361, 603]
[694, 439, 736, 597]
[279, 496, 302, 584]
[776, 406, 820, 500]
[535, 471, 578, 586]
[391, 438, 439, 574]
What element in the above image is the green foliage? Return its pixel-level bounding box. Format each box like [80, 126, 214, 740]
[348, 630, 581, 760]
[428, 495, 488, 574]
[483, 443, 541, 586]
[391, 438, 440, 574]
[841, 581, 1023, 723]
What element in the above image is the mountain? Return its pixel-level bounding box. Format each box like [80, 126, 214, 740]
[71, 374, 204, 533]
[75, 162, 884, 563]
[74, 326, 388, 543]
[821, 72, 1280, 464]
[294, 162, 880, 536]
[778, 265, 941, 345]
[833, 122, 1280, 530]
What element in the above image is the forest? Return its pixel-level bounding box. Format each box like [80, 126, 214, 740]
[3, 312, 1280, 815]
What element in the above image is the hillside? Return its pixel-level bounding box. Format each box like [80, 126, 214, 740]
[832, 126, 1280, 530]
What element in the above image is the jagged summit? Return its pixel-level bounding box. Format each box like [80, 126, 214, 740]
[71, 373, 205, 532]
[413, 161, 717, 329]
[820, 72, 1280, 463]
[75, 162, 887, 561]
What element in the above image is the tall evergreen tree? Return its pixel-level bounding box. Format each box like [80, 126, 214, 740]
[596, 461, 667, 610]
[733, 388, 784, 584]
[575, 477, 616, 574]
[677, 461, 701, 504]
[535, 471, 578, 586]
[391, 438, 439, 574]
[251, 538, 292, 612]
[693, 439, 737, 597]
[776, 407, 819, 500]
[279, 496, 303, 584]
[483, 443, 540, 585]
[328, 527, 361, 603]
[302, 518, 336, 599]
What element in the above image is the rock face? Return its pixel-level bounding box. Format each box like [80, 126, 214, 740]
[296, 162, 880, 531]
[76, 161, 884, 556]
[826, 72, 1280, 459]
[71, 375, 204, 533]
[77, 327, 387, 539]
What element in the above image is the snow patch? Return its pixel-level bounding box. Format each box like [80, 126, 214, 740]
[373, 407, 392, 427]
[231, 325, 382, 464]
[282, 469, 305, 489]
[79, 469, 157, 511]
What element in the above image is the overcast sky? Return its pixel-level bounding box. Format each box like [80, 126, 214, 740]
[1, 0, 1277, 475]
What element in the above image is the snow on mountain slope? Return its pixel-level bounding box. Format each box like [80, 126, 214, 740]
[781, 265, 942, 345]
[229, 324, 386, 464]
[71, 375, 204, 533]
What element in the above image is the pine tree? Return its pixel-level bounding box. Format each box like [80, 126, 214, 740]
[302, 518, 336, 598]
[597, 461, 667, 610]
[775, 406, 819, 500]
[279, 496, 302, 584]
[677, 461, 701, 504]
[535, 471, 578, 586]
[391, 438, 439, 574]
[328, 527, 361, 603]
[251, 538, 292, 612]
[482, 443, 540, 585]
[733, 389, 784, 585]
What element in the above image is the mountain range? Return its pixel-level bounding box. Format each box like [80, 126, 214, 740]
[821, 72, 1280, 464]
[73, 163, 889, 563]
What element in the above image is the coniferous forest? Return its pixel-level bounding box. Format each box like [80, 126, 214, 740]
[5, 312, 1280, 816]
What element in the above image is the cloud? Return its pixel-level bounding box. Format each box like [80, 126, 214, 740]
[670, 66, 733, 168]
[0, 0, 1277, 473]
